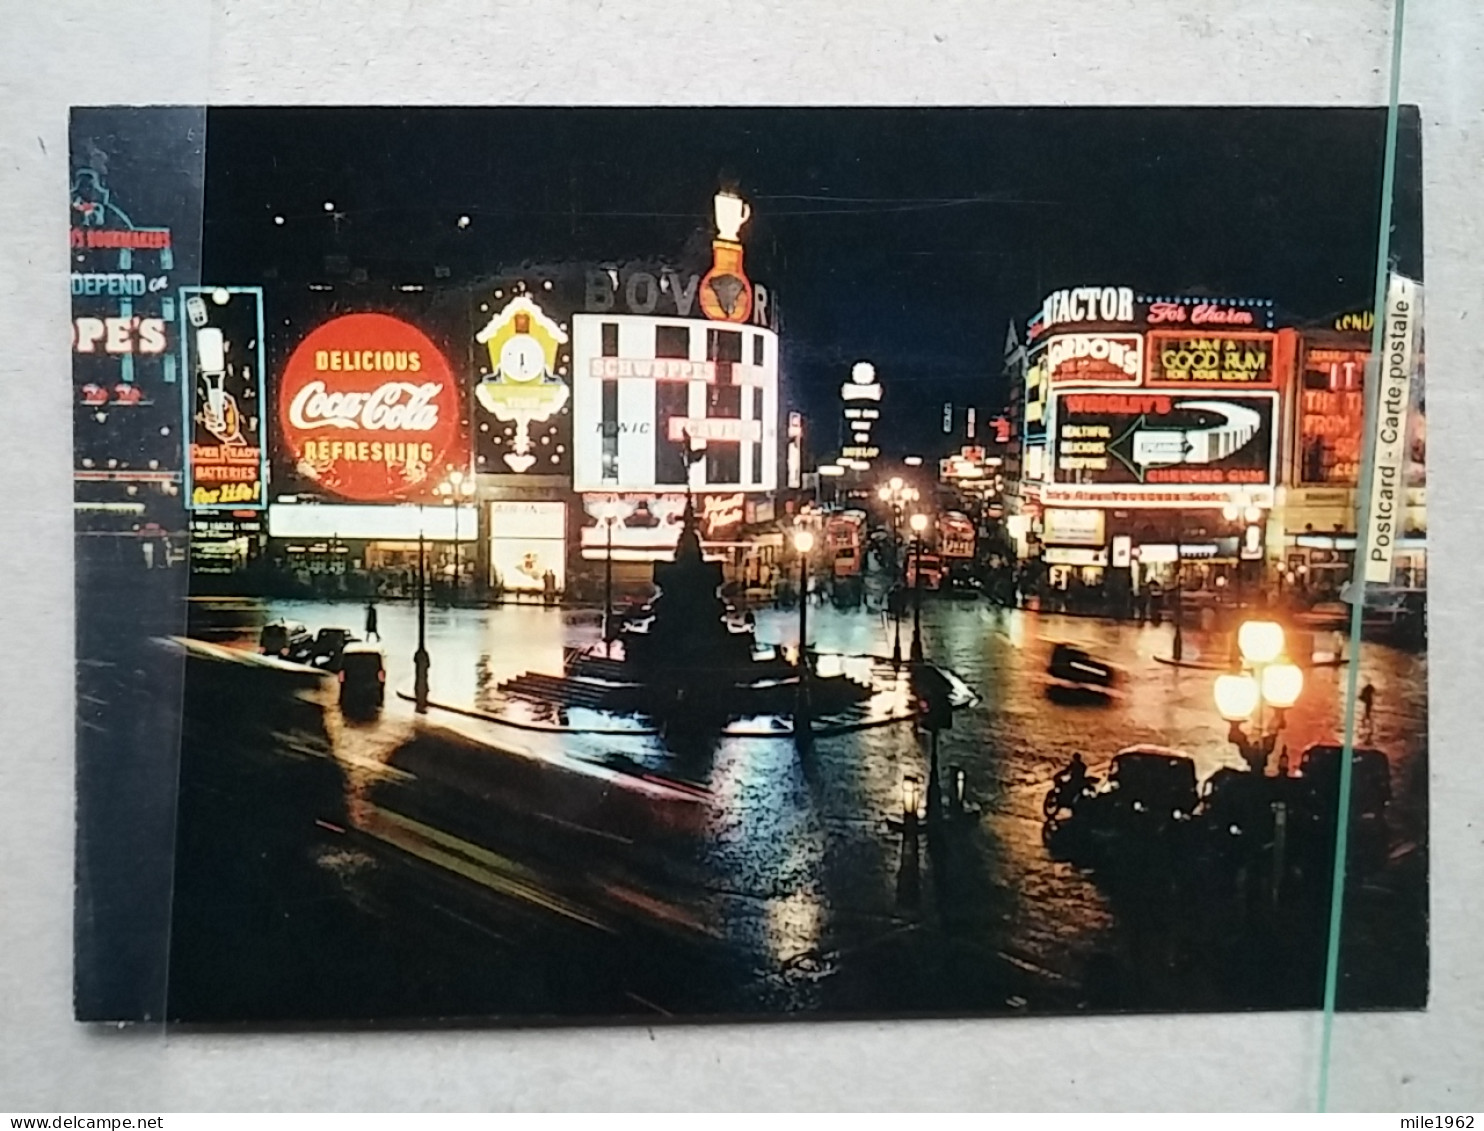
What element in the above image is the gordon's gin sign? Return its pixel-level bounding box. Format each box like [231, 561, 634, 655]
[278, 313, 459, 501]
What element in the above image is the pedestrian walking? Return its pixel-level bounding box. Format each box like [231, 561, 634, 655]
[1359, 679, 1375, 726]
[364, 601, 380, 642]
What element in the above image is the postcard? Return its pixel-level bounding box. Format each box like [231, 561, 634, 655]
[72, 106, 1426, 1023]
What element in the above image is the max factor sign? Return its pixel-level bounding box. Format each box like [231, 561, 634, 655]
[1039, 286, 1136, 331]
[1364, 275, 1420, 584]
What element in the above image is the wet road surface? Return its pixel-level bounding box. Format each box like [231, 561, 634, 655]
[150, 585, 1428, 1022]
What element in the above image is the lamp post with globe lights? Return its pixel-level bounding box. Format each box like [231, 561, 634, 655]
[909, 511, 929, 663]
[1221, 494, 1268, 602]
[793, 526, 816, 738]
[878, 476, 919, 665]
[1214, 618, 1304, 773]
[436, 468, 476, 604]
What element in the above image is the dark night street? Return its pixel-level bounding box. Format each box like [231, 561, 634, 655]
[113, 575, 1427, 1025]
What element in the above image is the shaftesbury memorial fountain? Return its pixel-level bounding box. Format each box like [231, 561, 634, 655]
[574, 497, 876, 750]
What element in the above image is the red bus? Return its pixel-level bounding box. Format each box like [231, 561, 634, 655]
[939, 511, 976, 561]
[906, 551, 942, 591]
[825, 510, 868, 579]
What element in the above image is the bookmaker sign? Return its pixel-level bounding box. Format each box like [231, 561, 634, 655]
[278, 313, 459, 502]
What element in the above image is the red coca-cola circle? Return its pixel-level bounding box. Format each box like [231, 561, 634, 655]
[279, 313, 459, 502]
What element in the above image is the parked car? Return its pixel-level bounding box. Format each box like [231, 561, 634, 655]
[1296, 744, 1391, 819]
[307, 627, 357, 670]
[259, 621, 312, 661]
[338, 643, 386, 715]
[944, 572, 984, 600]
[1293, 743, 1392, 876]
[1042, 745, 1198, 863]
[1102, 746, 1200, 828]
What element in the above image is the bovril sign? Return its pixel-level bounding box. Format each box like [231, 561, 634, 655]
[584, 267, 777, 330]
[278, 313, 459, 502]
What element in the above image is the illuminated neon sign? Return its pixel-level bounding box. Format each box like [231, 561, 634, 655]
[1333, 310, 1375, 333]
[1144, 330, 1283, 388]
[72, 315, 168, 355]
[1049, 390, 1277, 491]
[1039, 286, 1136, 331]
[475, 295, 571, 474]
[1045, 333, 1143, 385]
[841, 360, 882, 402]
[1141, 295, 1275, 330]
[589, 358, 716, 381]
[668, 417, 763, 443]
[278, 313, 460, 502]
[179, 286, 268, 510]
[700, 192, 754, 323]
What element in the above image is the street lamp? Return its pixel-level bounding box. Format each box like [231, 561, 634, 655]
[909, 511, 929, 663]
[794, 527, 815, 664]
[902, 773, 923, 831]
[880, 477, 919, 665]
[1238, 618, 1285, 664]
[1215, 617, 1304, 772]
[1222, 492, 1267, 601]
[1261, 661, 1304, 708]
[1214, 672, 1260, 722]
[436, 468, 476, 605]
[603, 509, 616, 655]
[793, 526, 816, 741]
[414, 507, 430, 714]
[1172, 508, 1186, 661]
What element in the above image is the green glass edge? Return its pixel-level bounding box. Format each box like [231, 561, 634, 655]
[1317, 0, 1409, 1110]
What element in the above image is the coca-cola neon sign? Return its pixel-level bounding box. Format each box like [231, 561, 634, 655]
[288, 380, 444, 432]
[279, 314, 459, 502]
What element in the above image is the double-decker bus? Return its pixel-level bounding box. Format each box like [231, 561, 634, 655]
[939, 511, 976, 562]
[825, 509, 868, 579]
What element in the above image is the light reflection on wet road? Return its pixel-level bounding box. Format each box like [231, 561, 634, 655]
[194, 589, 1426, 1017]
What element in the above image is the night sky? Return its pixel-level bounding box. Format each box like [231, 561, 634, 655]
[199, 106, 1423, 458]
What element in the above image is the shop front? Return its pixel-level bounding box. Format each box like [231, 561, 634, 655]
[266, 501, 479, 599]
[487, 499, 568, 599]
[1282, 310, 1427, 599]
[573, 489, 762, 599]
